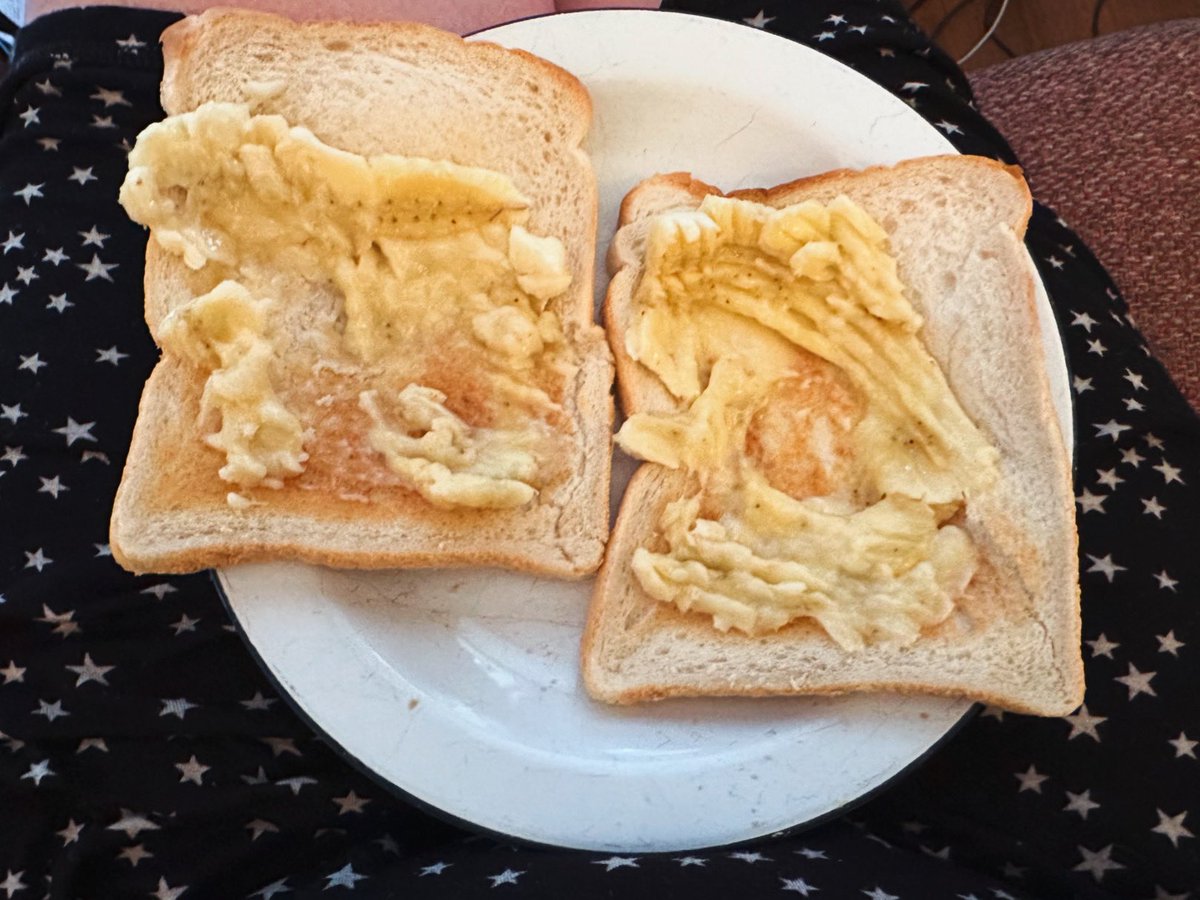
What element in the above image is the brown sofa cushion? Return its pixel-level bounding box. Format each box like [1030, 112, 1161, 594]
[970, 19, 1200, 410]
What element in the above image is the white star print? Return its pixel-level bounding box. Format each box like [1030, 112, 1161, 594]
[848, 24, 868, 34]
[934, 119, 963, 134]
[1115, 663, 1156, 699]
[77, 253, 118, 282]
[117, 844, 153, 866]
[141, 583, 178, 599]
[57, 819, 84, 845]
[108, 809, 161, 840]
[900, 81, 928, 93]
[24, 548, 53, 572]
[276, 776, 318, 795]
[743, 10, 775, 28]
[1014, 764, 1048, 793]
[37, 604, 79, 637]
[1124, 396, 1145, 412]
[1064, 789, 1100, 820]
[1168, 732, 1197, 758]
[35, 78, 61, 96]
[1085, 553, 1126, 582]
[1152, 459, 1184, 484]
[878, 47, 895, 57]
[96, 346, 129, 366]
[1093, 419, 1131, 440]
[18, 106, 40, 127]
[170, 613, 200, 635]
[240, 691, 277, 711]
[79, 225, 109, 247]
[20, 759, 55, 786]
[66, 652, 113, 686]
[1119, 446, 1145, 467]
[17, 353, 47, 374]
[674, 856, 707, 866]
[68, 166, 98, 185]
[245, 819, 280, 841]
[159, 697, 199, 719]
[95, 543, 112, 557]
[38, 476, 68, 499]
[1063, 704, 1106, 741]
[1, 231, 22, 253]
[1095, 468, 1123, 489]
[324, 864, 367, 890]
[91, 86, 132, 107]
[151, 877, 187, 900]
[47, 293, 72, 312]
[728, 851, 770, 863]
[53, 417, 97, 445]
[332, 790, 371, 814]
[0, 871, 28, 899]
[262, 736, 301, 757]
[1157, 631, 1184, 656]
[242, 767, 270, 786]
[826, 14, 846, 24]
[175, 755, 210, 785]
[1152, 809, 1193, 847]
[42, 247, 68, 265]
[1087, 338, 1107, 356]
[1144, 432, 1165, 450]
[419, 862, 452, 876]
[13, 183, 44, 205]
[813, 30, 836, 41]
[1070, 309, 1098, 331]
[1045, 255, 1064, 269]
[487, 869, 523, 887]
[38, 137, 60, 151]
[116, 33, 147, 50]
[250, 878, 290, 899]
[1075, 489, 1106, 514]
[1, 661, 24, 683]
[14, 266, 37, 285]
[1153, 570, 1179, 591]
[35, 698, 69, 721]
[593, 856, 639, 870]
[780, 877, 818, 895]
[1074, 844, 1123, 881]
[81, 450, 110, 465]
[91, 114, 116, 129]
[862, 889, 899, 900]
[1, 446, 25, 466]
[77, 738, 108, 753]
[0, 284, 18, 304]
[1122, 368, 1146, 390]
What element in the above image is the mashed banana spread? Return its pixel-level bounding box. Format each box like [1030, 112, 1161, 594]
[121, 102, 575, 509]
[617, 194, 1000, 649]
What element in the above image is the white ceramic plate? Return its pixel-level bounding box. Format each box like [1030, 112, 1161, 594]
[217, 10, 1072, 853]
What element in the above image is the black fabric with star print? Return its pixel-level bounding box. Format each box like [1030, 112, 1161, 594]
[1, 3, 1197, 899]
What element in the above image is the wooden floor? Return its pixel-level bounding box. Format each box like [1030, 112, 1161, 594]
[905, 0, 1200, 70]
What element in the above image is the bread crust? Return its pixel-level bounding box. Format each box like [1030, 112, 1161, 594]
[111, 9, 613, 577]
[585, 156, 1083, 715]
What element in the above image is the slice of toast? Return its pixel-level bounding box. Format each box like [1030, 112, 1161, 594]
[110, 10, 613, 577]
[584, 156, 1084, 715]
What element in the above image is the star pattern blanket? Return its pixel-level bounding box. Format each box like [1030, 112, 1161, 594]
[0, 2, 1197, 898]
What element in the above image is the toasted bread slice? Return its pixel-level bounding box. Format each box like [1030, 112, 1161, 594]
[584, 156, 1083, 715]
[110, 10, 613, 577]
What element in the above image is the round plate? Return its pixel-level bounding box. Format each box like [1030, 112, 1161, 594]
[217, 10, 1072, 853]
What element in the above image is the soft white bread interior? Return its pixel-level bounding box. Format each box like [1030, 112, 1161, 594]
[110, 9, 613, 577]
[584, 157, 1083, 715]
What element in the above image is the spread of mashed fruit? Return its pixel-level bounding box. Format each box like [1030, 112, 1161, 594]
[616, 193, 1000, 650]
[121, 101, 578, 510]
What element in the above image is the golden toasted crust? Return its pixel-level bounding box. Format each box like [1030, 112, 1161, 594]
[585, 156, 1083, 716]
[111, 9, 613, 577]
